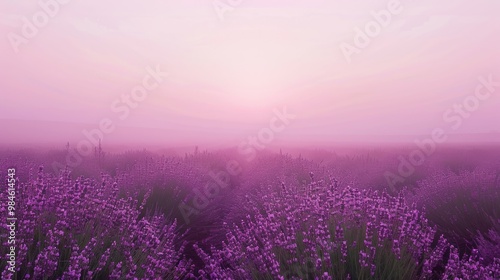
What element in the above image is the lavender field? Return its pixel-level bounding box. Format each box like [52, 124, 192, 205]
[2, 1, 500, 279]
[1, 145, 500, 279]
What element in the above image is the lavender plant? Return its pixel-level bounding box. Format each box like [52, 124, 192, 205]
[0, 166, 193, 279]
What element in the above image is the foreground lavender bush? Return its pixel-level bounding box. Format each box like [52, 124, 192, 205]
[196, 176, 500, 279]
[0, 166, 193, 279]
[1, 150, 499, 279]
[407, 168, 500, 261]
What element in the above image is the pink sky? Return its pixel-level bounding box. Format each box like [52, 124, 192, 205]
[0, 0, 499, 147]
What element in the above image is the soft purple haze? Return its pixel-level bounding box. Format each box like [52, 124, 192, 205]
[1, 0, 499, 147]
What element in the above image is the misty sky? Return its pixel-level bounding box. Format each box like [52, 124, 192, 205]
[1, 0, 499, 147]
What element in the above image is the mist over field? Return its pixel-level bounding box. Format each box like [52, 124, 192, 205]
[1, 0, 500, 279]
